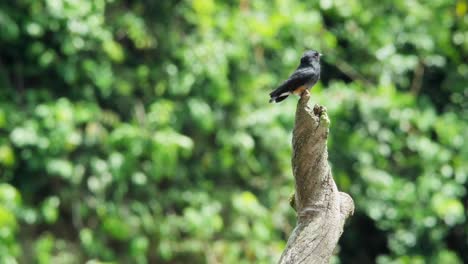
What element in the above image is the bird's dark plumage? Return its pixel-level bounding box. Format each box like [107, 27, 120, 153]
[269, 50, 321, 103]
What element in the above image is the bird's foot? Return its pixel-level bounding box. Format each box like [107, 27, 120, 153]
[298, 89, 311, 104]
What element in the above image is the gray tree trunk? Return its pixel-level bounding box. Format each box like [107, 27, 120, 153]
[279, 91, 354, 264]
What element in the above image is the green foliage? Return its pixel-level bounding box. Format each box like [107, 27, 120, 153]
[0, 0, 467, 263]
[321, 84, 467, 262]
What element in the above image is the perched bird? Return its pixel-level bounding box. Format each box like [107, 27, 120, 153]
[269, 50, 322, 103]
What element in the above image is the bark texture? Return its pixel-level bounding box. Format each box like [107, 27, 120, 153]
[279, 91, 354, 264]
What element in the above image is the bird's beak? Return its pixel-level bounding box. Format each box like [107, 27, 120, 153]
[319, 53, 323, 57]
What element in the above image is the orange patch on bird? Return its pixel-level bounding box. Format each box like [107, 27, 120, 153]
[293, 86, 307, 95]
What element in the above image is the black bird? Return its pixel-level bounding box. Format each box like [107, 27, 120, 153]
[269, 50, 322, 103]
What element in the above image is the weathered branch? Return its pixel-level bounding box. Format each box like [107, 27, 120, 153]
[279, 91, 354, 264]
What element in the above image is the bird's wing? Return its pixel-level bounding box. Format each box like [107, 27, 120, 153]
[269, 68, 315, 97]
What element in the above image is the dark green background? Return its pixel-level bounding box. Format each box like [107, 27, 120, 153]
[0, 0, 467, 263]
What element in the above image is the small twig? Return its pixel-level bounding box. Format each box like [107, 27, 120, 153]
[410, 60, 425, 96]
[134, 100, 147, 126]
[317, 27, 374, 87]
[334, 59, 374, 87]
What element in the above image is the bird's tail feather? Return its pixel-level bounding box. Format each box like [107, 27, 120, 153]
[269, 85, 290, 103]
[269, 94, 289, 103]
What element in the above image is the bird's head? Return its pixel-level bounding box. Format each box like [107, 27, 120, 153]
[300, 50, 322, 65]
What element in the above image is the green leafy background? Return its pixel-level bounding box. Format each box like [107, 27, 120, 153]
[0, 0, 467, 263]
